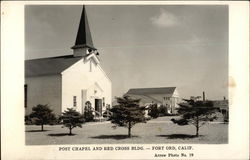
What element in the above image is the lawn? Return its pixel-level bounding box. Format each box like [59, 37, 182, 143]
[25, 116, 228, 145]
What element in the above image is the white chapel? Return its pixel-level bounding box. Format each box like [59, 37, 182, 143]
[25, 6, 112, 116]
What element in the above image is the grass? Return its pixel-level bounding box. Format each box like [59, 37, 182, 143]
[25, 116, 228, 145]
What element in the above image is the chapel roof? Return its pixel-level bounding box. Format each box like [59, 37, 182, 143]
[26, 6, 98, 77]
[25, 55, 82, 77]
[126, 87, 176, 95]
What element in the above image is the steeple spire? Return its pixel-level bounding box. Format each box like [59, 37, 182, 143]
[71, 6, 96, 57]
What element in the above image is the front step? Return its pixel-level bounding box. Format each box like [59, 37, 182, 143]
[93, 116, 108, 122]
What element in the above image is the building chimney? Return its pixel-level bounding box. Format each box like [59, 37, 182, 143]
[203, 91, 205, 101]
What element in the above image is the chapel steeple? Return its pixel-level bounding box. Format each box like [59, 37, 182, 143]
[71, 6, 96, 57]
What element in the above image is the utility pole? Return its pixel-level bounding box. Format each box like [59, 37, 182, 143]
[203, 91, 205, 102]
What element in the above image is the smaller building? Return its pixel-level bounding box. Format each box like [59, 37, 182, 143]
[125, 87, 180, 114]
[212, 98, 229, 121]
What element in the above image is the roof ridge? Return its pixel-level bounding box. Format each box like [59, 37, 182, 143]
[129, 87, 176, 90]
[25, 54, 78, 61]
[127, 87, 177, 95]
[25, 56, 82, 77]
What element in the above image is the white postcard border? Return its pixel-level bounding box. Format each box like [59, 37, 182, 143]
[1, 1, 249, 159]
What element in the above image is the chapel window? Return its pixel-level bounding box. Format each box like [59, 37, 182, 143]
[24, 84, 27, 108]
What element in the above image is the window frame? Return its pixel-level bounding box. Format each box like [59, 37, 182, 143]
[24, 84, 27, 108]
[73, 96, 77, 107]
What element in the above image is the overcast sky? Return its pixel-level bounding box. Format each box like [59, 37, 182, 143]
[25, 5, 228, 100]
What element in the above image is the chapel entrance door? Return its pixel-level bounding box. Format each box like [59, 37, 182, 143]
[95, 99, 102, 115]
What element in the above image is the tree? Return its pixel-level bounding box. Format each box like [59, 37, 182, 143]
[158, 105, 169, 116]
[148, 103, 159, 118]
[110, 96, 147, 137]
[171, 99, 219, 137]
[29, 104, 56, 131]
[83, 101, 94, 122]
[60, 108, 85, 135]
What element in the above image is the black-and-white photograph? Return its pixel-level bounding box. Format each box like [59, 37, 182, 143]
[24, 5, 229, 145]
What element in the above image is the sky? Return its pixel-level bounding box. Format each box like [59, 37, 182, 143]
[25, 5, 228, 100]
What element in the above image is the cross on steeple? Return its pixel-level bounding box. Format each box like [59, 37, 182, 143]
[71, 6, 96, 57]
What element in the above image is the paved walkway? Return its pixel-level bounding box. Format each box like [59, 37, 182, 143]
[84, 121, 110, 126]
[84, 116, 226, 125]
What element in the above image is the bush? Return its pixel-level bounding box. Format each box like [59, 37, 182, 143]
[145, 116, 152, 121]
[158, 105, 169, 116]
[25, 115, 33, 125]
[25, 114, 62, 125]
[148, 104, 159, 118]
[84, 101, 94, 122]
[49, 116, 62, 125]
[223, 113, 229, 123]
[103, 105, 112, 118]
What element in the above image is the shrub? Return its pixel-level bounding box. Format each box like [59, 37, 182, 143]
[158, 105, 169, 116]
[223, 113, 229, 123]
[148, 104, 159, 118]
[103, 105, 112, 118]
[83, 101, 94, 122]
[25, 115, 33, 125]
